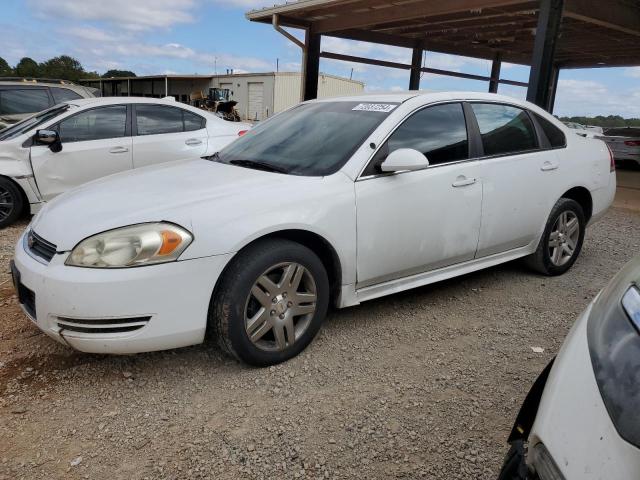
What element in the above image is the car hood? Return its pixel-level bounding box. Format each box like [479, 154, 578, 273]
[31, 159, 325, 251]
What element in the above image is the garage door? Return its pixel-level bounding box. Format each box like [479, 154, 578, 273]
[248, 82, 264, 121]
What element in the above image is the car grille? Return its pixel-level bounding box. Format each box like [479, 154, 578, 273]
[56, 316, 151, 335]
[27, 230, 57, 263]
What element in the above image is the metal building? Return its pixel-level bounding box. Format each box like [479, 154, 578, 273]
[80, 72, 364, 121]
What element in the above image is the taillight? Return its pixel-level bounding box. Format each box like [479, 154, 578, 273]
[624, 140, 640, 146]
[606, 144, 615, 172]
[237, 130, 248, 137]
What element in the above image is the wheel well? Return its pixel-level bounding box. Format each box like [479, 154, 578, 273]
[0, 175, 29, 218]
[240, 230, 342, 305]
[561, 187, 593, 222]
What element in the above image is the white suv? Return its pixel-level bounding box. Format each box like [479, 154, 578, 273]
[0, 97, 250, 227]
[0, 78, 98, 129]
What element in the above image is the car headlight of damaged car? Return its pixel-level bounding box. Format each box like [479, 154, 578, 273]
[622, 286, 640, 330]
[65, 223, 192, 268]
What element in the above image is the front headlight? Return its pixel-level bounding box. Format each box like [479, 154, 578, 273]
[531, 443, 565, 480]
[587, 256, 640, 450]
[65, 223, 192, 268]
[622, 286, 640, 330]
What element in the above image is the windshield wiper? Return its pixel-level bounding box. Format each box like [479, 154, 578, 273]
[202, 151, 221, 162]
[229, 159, 289, 174]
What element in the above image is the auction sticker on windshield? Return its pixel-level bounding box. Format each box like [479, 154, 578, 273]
[352, 103, 398, 113]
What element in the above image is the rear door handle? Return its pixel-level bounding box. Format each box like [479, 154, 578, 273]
[109, 146, 129, 154]
[541, 161, 559, 171]
[185, 138, 203, 146]
[452, 176, 477, 188]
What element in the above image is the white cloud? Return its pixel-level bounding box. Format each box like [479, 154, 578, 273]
[210, 0, 277, 8]
[554, 78, 640, 117]
[28, 0, 195, 31]
[626, 67, 640, 78]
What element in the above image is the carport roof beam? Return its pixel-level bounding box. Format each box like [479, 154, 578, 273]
[247, 0, 640, 68]
[319, 51, 528, 87]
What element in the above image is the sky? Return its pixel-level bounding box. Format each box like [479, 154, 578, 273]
[2, 0, 639, 118]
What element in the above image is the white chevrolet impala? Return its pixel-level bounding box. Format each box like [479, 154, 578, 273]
[12, 92, 616, 366]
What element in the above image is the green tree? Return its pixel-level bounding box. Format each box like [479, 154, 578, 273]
[40, 55, 86, 82]
[0, 57, 13, 76]
[559, 115, 640, 128]
[14, 57, 41, 78]
[103, 69, 136, 78]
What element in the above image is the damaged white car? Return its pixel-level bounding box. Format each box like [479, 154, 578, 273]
[0, 97, 250, 227]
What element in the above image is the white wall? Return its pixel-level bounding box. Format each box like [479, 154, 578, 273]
[213, 72, 365, 120]
[210, 74, 276, 121]
[273, 72, 365, 114]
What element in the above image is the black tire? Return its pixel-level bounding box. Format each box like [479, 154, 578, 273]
[497, 440, 529, 480]
[209, 238, 330, 366]
[525, 198, 586, 276]
[0, 177, 25, 229]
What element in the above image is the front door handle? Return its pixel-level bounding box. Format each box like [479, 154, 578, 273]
[185, 138, 203, 146]
[109, 146, 129, 154]
[452, 176, 477, 188]
[541, 161, 559, 171]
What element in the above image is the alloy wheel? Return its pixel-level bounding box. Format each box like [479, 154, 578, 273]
[548, 211, 580, 266]
[0, 186, 15, 223]
[244, 262, 317, 352]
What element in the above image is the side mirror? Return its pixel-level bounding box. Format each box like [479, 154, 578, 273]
[34, 129, 62, 153]
[380, 148, 429, 172]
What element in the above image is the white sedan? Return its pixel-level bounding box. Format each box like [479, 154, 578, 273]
[12, 92, 616, 366]
[0, 97, 250, 227]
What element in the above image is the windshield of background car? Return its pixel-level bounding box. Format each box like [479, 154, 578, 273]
[0, 105, 70, 141]
[605, 127, 640, 137]
[216, 101, 399, 176]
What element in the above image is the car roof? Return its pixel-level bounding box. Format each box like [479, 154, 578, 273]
[65, 96, 185, 107]
[312, 90, 538, 109]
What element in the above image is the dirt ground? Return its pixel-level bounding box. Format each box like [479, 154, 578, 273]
[1, 180, 639, 479]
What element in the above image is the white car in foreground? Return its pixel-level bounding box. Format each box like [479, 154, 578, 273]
[499, 255, 640, 479]
[0, 97, 250, 227]
[11, 92, 616, 366]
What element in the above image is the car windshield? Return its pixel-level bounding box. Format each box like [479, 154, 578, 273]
[0, 104, 70, 141]
[215, 101, 399, 176]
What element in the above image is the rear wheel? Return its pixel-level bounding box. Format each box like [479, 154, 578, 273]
[525, 198, 585, 276]
[0, 177, 24, 229]
[209, 238, 329, 366]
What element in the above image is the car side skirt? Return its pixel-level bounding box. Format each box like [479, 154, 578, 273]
[348, 244, 535, 306]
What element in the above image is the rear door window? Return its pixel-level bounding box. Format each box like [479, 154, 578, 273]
[58, 105, 127, 142]
[0, 89, 51, 115]
[471, 103, 538, 156]
[50, 87, 83, 104]
[136, 105, 184, 135]
[184, 110, 205, 131]
[533, 113, 566, 148]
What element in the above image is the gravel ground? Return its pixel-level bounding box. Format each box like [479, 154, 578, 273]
[1, 207, 639, 480]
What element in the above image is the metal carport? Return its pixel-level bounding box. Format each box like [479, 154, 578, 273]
[247, 0, 640, 112]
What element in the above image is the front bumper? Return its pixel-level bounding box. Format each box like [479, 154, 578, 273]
[528, 302, 640, 478]
[13, 230, 233, 354]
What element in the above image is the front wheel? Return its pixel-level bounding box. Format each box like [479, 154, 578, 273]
[209, 238, 329, 366]
[0, 177, 24, 229]
[525, 198, 586, 276]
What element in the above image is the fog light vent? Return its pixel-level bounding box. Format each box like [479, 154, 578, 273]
[56, 316, 151, 334]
